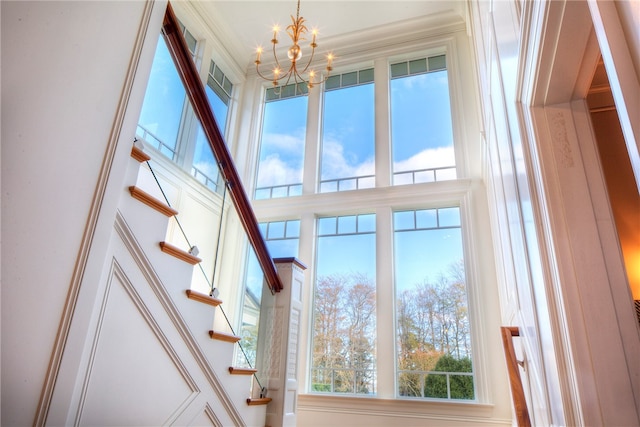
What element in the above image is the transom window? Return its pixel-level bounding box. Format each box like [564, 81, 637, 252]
[320, 69, 375, 193]
[192, 60, 234, 192]
[255, 84, 308, 199]
[390, 55, 456, 185]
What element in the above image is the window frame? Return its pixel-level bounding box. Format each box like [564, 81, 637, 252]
[310, 213, 378, 395]
[319, 68, 376, 193]
[136, 22, 238, 196]
[249, 38, 492, 411]
[392, 205, 475, 401]
[254, 83, 309, 200]
[389, 54, 458, 186]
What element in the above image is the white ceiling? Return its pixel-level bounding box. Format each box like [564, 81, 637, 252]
[189, 1, 468, 70]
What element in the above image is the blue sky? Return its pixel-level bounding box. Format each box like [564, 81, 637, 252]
[138, 36, 185, 151]
[257, 69, 456, 190]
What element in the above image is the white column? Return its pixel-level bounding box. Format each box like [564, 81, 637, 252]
[259, 258, 307, 427]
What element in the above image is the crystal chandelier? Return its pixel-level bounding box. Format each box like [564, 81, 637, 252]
[254, 0, 333, 89]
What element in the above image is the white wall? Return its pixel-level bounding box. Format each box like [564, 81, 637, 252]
[469, 0, 640, 425]
[1, 1, 163, 424]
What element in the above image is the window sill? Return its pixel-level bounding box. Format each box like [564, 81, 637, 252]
[297, 393, 496, 420]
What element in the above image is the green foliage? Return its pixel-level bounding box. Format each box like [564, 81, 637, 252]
[424, 354, 474, 400]
[312, 383, 331, 392]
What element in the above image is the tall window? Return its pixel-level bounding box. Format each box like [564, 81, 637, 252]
[137, 34, 188, 159]
[250, 47, 486, 404]
[255, 85, 308, 199]
[192, 60, 233, 192]
[137, 27, 234, 195]
[311, 214, 376, 394]
[239, 219, 301, 367]
[390, 55, 456, 185]
[394, 207, 473, 399]
[258, 219, 301, 258]
[320, 69, 375, 192]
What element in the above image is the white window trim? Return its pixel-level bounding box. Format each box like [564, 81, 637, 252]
[247, 29, 504, 415]
[253, 179, 497, 405]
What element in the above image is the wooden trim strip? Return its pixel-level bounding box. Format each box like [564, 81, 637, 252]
[131, 145, 151, 162]
[246, 397, 272, 406]
[162, 3, 282, 292]
[228, 367, 258, 375]
[501, 326, 531, 427]
[274, 257, 308, 270]
[129, 186, 178, 217]
[159, 241, 201, 265]
[209, 330, 241, 343]
[185, 289, 222, 306]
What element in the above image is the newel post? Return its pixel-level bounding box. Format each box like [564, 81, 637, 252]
[257, 257, 306, 427]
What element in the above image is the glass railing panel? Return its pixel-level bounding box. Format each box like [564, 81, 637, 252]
[132, 4, 282, 395]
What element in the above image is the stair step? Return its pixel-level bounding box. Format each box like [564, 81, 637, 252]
[228, 367, 257, 375]
[186, 290, 222, 306]
[131, 145, 151, 162]
[129, 186, 178, 217]
[208, 330, 241, 343]
[159, 242, 201, 265]
[246, 397, 272, 406]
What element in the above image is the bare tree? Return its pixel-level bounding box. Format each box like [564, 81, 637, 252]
[396, 259, 472, 397]
[312, 273, 376, 393]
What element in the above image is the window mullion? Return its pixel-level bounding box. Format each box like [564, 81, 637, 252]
[375, 206, 395, 398]
[297, 212, 317, 394]
[303, 82, 322, 195]
[374, 57, 392, 188]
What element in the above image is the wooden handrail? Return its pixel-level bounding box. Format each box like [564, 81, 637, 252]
[161, 3, 282, 292]
[501, 326, 531, 427]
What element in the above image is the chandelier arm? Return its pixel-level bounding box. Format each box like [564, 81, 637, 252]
[299, 46, 316, 74]
[271, 41, 285, 71]
[283, 72, 295, 88]
[255, 63, 277, 83]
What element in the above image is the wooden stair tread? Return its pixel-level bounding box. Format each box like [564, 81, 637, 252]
[186, 290, 222, 306]
[208, 330, 241, 343]
[159, 241, 201, 265]
[246, 397, 272, 406]
[228, 367, 257, 375]
[131, 145, 151, 162]
[129, 186, 178, 217]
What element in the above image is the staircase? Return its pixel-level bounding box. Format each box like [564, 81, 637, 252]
[100, 143, 271, 426]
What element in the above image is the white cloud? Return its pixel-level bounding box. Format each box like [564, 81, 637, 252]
[261, 131, 305, 153]
[398, 72, 448, 90]
[393, 146, 455, 172]
[256, 154, 303, 187]
[256, 140, 455, 190]
[321, 139, 374, 180]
